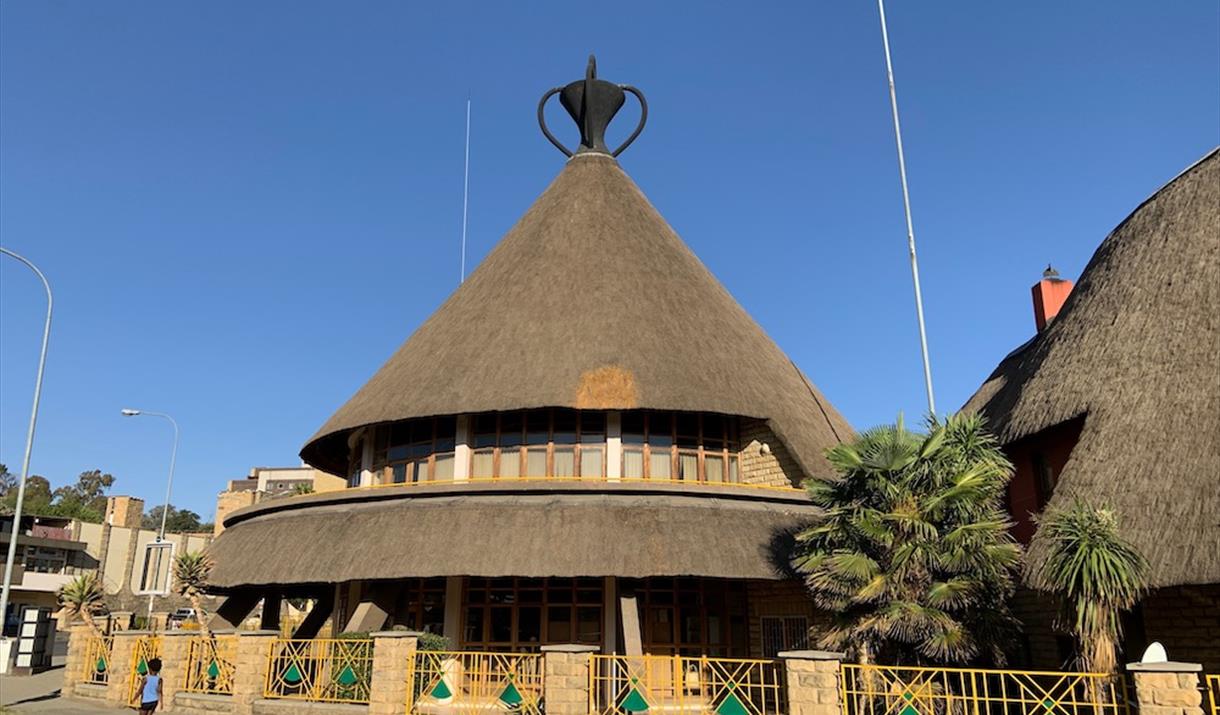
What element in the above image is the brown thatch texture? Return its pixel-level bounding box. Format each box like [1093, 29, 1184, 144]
[206, 484, 818, 588]
[963, 149, 1220, 588]
[301, 153, 851, 477]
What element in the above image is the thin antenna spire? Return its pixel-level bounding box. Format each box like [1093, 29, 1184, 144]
[460, 96, 471, 284]
[877, 0, 936, 416]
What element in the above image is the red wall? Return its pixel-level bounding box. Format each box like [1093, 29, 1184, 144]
[1002, 418, 1084, 543]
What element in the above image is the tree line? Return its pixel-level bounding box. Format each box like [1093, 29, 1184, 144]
[0, 463, 211, 533]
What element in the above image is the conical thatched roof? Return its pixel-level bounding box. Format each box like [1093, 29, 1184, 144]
[302, 152, 851, 476]
[963, 148, 1220, 588]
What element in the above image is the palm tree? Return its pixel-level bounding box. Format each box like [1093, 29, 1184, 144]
[792, 413, 1022, 665]
[174, 550, 215, 638]
[58, 573, 106, 640]
[1033, 499, 1149, 674]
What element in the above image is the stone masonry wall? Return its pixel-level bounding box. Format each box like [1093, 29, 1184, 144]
[746, 579, 831, 657]
[740, 419, 807, 488]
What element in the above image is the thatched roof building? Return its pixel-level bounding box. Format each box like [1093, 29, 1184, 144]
[964, 148, 1220, 589]
[300, 151, 850, 479]
[206, 58, 848, 657]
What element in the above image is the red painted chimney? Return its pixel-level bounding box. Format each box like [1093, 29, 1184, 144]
[1032, 264, 1073, 331]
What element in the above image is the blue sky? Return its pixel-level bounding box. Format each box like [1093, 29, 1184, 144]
[2, 2, 1217, 520]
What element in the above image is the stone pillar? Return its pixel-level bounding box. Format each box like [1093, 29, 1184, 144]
[60, 624, 92, 699]
[541, 644, 598, 715]
[229, 630, 280, 715]
[159, 630, 194, 710]
[106, 630, 148, 705]
[369, 631, 420, 715]
[1126, 661, 1204, 715]
[779, 650, 845, 715]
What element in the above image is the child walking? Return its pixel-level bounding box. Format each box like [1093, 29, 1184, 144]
[135, 657, 163, 713]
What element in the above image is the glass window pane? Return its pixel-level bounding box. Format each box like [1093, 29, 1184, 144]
[489, 608, 513, 643]
[413, 459, 430, 482]
[388, 445, 409, 461]
[474, 415, 497, 448]
[501, 412, 524, 447]
[519, 606, 542, 646]
[705, 454, 724, 483]
[547, 607, 571, 642]
[622, 413, 645, 444]
[553, 411, 577, 445]
[577, 607, 601, 643]
[703, 414, 725, 441]
[676, 413, 699, 447]
[525, 449, 547, 477]
[728, 457, 739, 483]
[435, 415, 456, 440]
[623, 449, 644, 479]
[390, 422, 410, 447]
[526, 410, 550, 445]
[472, 450, 494, 478]
[580, 412, 606, 440]
[465, 607, 484, 643]
[678, 452, 698, 481]
[579, 447, 604, 478]
[650, 450, 672, 479]
[392, 464, 407, 484]
[554, 448, 575, 477]
[433, 454, 454, 481]
[500, 449, 521, 478]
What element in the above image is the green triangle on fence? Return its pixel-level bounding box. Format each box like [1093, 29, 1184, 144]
[283, 663, 302, 684]
[620, 685, 650, 712]
[207, 660, 220, 679]
[95, 656, 107, 673]
[1043, 699, 1056, 710]
[499, 679, 524, 706]
[900, 705, 920, 715]
[136, 658, 148, 675]
[430, 678, 453, 699]
[336, 665, 358, 687]
[716, 688, 751, 715]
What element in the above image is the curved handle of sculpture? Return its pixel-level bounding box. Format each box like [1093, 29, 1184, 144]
[611, 85, 648, 158]
[537, 87, 574, 158]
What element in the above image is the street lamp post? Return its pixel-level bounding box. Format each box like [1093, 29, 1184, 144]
[0, 247, 53, 673]
[120, 409, 179, 623]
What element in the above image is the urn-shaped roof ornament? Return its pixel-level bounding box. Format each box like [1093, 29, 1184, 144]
[538, 55, 648, 157]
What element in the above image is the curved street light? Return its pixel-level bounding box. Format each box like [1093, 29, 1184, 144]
[0, 247, 53, 669]
[120, 408, 179, 621]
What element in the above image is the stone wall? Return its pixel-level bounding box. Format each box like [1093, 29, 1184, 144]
[740, 419, 806, 488]
[746, 579, 830, 657]
[1127, 662, 1205, 715]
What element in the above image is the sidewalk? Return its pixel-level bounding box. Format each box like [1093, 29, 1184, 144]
[1, 666, 127, 713]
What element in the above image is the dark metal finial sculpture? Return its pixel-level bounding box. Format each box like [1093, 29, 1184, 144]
[538, 55, 647, 158]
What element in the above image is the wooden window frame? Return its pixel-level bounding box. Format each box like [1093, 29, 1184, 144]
[460, 577, 603, 652]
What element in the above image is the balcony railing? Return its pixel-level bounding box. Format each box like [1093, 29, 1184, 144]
[351, 474, 803, 495]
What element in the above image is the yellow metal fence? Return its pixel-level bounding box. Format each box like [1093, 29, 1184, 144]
[263, 638, 374, 704]
[590, 654, 787, 715]
[183, 635, 238, 695]
[1206, 674, 1219, 715]
[127, 635, 163, 703]
[840, 664, 1135, 715]
[407, 650, 544, 714]
[79, 635, 113, 686]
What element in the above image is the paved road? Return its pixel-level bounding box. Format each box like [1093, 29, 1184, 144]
[1, 666, 127, 713]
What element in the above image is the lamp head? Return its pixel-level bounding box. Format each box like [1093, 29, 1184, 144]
[121, 408, 141, 416]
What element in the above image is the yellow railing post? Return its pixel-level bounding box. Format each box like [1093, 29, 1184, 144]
[1205, 674, 1219, 715]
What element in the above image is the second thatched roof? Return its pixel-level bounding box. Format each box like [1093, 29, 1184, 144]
[963, 148, 1220, 588]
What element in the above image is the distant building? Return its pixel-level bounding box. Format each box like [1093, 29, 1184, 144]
[213, 466, 345, 535]
[964, 150, 1219, 670]
[1, 495, 214, 633]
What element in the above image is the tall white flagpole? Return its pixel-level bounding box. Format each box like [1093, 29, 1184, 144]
[877, 0, 937, 416]
[460, 97, 471, 284]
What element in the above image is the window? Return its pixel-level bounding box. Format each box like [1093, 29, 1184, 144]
[462, 409, 609, 480]
[347, 438, 364, 488]
[1032, 452, 1057, 508]
[370, 417, 458, 485]
[462, 577, 602, 651]
[390, 578, 446, 634]
[627, 577, 748, 657]
[760, 616, 809, 657]
[623, 412, 741, 485]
